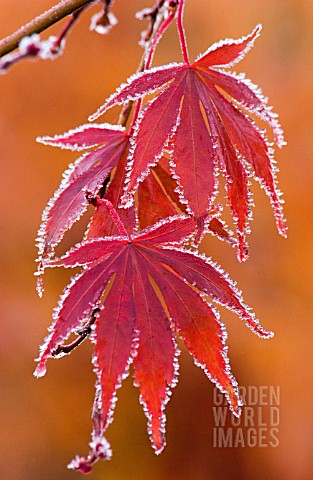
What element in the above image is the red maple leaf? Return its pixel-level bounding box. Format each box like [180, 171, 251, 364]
[36, 124, 129, 262]
[34, 208, 272, 469]
[90, 25, 286, 260]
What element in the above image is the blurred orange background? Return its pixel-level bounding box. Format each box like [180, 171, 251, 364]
[1, 1, 312, 479]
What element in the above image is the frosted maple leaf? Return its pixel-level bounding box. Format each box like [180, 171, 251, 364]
[90, 25, 286, 260]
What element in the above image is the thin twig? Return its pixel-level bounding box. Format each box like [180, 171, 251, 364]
[51, 308, 99, 356]
[0, 0, 99, 58]
[0, 5, 90, 71]
[127, 6, 176, 134]
[145, 7, 176, 71]
[136, 0, 165, 44]
[53, 5, 87, 48]
[118, 1, 175, 129]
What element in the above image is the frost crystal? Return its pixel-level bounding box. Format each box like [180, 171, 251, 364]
[19, 34, 42, 56]
[90, 11, 118, 35]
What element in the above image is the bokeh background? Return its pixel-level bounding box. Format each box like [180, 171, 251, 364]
[1, 1, 312, 479]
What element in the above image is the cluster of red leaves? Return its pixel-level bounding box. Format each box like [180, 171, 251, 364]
[35, 15, 285, 473]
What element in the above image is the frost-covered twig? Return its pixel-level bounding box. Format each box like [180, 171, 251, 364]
[90, 0, 118, 35]
[0, 0, 98, 59]
[118, 1, 175, 128]
[0, 6, 88, 72]
[136, 0, 166, 45]
[51, 308, 99, 357]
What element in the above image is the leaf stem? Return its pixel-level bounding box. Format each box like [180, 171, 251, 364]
[145, 7, 176, 69]
[176, 0, 189, 64]
[127, 6, 176, 135]
[0, 0, 98, 58]
[118, 3, 169, 130]
[53, 4, 87, 48]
